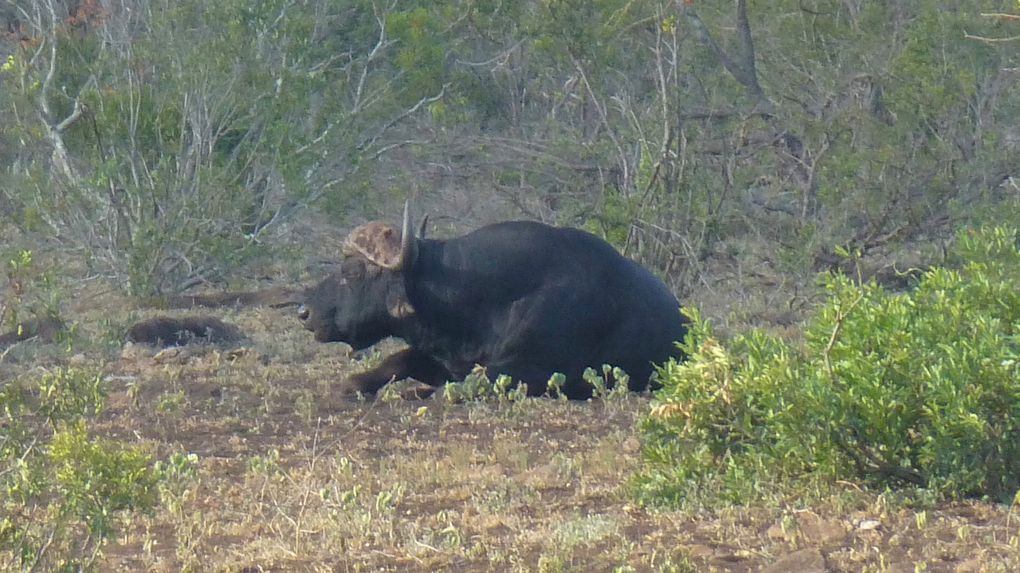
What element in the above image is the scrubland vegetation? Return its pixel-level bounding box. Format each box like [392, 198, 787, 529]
[2, 1, 1019, 571]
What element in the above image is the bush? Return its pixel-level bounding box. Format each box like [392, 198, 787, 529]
[1, 250, 63, 335]
[635, 227, 1020, 507]
[0, 367, 185, 571]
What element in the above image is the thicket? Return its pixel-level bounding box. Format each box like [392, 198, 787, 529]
[636, 227, 1020, 507]
[1, 1, 1017, 296]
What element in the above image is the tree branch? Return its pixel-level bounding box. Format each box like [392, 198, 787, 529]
[964, 32, 1020, 43]
[680, 0, 770, 108]
[356, 84, 447, 152]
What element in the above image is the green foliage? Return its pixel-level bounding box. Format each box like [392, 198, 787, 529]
[48, 421, 161, 539]
[582, 365, 632, 401]
[529, 0, 644, 67]
[636, 227, 1020, 508]
[441, 363, 634, 403]
[443, 365, 530, 404]
[1, 0, 472, 293]
[1, 250, 63, 331]
[388, 7, 447, 104]
[583, 189, 638, 249]
[545, 372, 567, 398]
[635, 311, 809, 508]
[0, 367, 188, 571]
[3, 0, 1015, 299]
[37, 368, 105, 427]
[886, 7, 988, 126]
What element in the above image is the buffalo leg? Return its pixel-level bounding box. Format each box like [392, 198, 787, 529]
[345, 347, 450, 396]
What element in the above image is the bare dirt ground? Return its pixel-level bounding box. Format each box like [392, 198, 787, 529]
[2, 285, 1016, 573]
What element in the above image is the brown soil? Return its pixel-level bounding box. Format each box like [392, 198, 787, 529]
[3, 288, 1018, 573]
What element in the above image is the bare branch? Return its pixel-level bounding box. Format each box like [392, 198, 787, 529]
[455, 39, 525, 69]
[574, 59, 630, 192]
[352, 3, 395, 114]
[679, 0, 771, 108]
[964, 32, 1020, 43]
[734, 0, 764, 99]
[964, 12, 1020, 42]
[979, 12, 1020, 21]
[356, 84, 447, 152]
[54, 99, 85, 132]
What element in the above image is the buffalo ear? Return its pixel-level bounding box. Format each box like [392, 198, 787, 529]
[388, 301, 415, 319]
[385, 290, 415, 319]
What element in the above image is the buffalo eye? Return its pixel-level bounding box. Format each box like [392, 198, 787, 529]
[297, 305, 310, 321]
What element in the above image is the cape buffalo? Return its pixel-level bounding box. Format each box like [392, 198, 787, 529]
[299, 204, 688, 399]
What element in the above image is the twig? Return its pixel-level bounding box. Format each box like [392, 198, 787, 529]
[980, 12, 1020, 20]
[964, 32, 1020, 43]
[293, 418, 322, 548]
[964, 12, 1020, 42]
[356, 85, 448, 152]
[822, 291, 865, 382]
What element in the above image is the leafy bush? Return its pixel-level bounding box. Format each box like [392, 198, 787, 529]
[1, 250, 63, 334]
[0, 367, 186, 571]
[636, 227, 1020, 507]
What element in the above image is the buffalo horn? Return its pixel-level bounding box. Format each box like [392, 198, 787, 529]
[418, 214, 429, 240]
[398, 200, 418, 270]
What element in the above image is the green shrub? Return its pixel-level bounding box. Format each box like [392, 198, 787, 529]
[49, 421, 161, 540]
[1, 367, 187, 571]
[635, 227, 1020, 507]
[37, 368, 106, 427]
[1, 250, 63, 334]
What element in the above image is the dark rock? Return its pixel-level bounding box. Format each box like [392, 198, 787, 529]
[126, 316, 245, 347]
[0, 316, 65, 349]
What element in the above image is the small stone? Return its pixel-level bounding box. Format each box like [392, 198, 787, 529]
[686, 544, 713, 559]
[766, 522, 792, 542]
[857, 519, 881, 531]
[954, 558, 985, 573]
[760, 548, 826, 573]
[797, 511, 847, 544]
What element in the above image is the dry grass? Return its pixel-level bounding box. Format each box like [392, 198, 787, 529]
[1, 277, 1018, 573]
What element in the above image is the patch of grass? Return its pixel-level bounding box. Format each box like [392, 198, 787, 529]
[8, 261, 1011, 572]
[0, 367, 191, 571]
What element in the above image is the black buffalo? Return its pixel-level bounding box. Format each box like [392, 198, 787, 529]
[299, 204, 687, 399]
